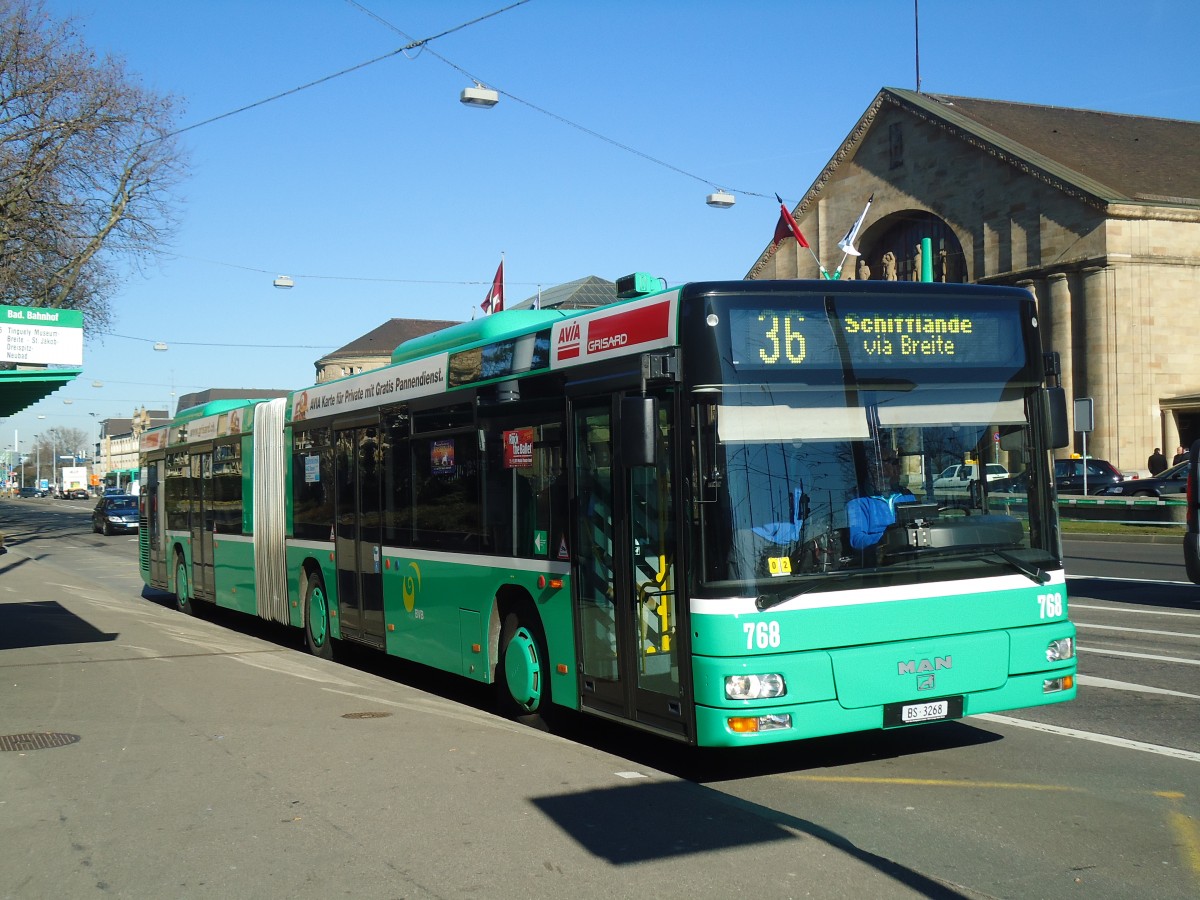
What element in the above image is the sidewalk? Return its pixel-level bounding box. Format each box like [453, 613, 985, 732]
[0, 540, 961, 899]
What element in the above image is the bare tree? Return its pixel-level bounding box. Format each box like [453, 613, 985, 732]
[25, 425, 89, 482]
[0, 0, 187, 333]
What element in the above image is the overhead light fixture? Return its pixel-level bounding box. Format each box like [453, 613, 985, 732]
[153, 341, 168, 352]
[273, 275, 295, 289]
[460, 82, 499, 108]
[706, 190, 736, 209]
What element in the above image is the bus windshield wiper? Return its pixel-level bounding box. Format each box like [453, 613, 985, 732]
[756, 574, 860, 610]
[986, 549, 1051, 584]
[754, 566, 933, 611]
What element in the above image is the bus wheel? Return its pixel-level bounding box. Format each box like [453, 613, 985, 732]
[304, 573, 334, 661]
[174, 554, 194, 616]
[496, 610, 550, 722]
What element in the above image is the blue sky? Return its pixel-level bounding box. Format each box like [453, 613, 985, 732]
[8, 0, 1199, 450]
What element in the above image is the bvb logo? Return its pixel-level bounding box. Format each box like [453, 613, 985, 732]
[402, 562, 422, 612]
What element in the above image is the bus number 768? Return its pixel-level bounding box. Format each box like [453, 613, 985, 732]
[745, 621, 782, 649]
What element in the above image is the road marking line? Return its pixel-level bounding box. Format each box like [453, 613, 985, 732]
[1077, 674, 1200, 699]
[1075, 622, 1200, 638]
[1167, 809, 1200, 877]
[1072, 603, 1200, 619]
[973, 714, 1200, 762]
[783, 775, 1078, 791]
[1081, 646, 1200, 666]
[1067, 574, 1194, 586]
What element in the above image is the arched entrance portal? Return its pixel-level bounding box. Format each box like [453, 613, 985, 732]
[854, 211, 967, 284]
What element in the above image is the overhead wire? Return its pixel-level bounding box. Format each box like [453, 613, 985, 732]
[147, 1, 533, 146]
[344, 0, 774, 200]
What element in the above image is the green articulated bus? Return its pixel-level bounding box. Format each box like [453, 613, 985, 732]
[139, 275, 1077, 747]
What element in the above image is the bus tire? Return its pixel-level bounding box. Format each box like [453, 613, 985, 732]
[304, 572, 334, 661]
[174, 553, 194, 616]
[496, 609, 551, 724]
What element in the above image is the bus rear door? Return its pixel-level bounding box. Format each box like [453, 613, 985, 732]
[333, 425, 385, 647]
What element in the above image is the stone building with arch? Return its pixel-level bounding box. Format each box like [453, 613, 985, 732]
[748, 87, 1200, 473]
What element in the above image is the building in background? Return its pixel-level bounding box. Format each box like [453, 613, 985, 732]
[95, 407, 171, 492]
[749, 87, 1200, 472]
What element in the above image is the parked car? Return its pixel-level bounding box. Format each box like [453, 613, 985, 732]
[1098, 459, 1188, 498]
[17, 486, 44, 498]
[92, 494, 139, 535]
[1052, 458, 1124, 494]
[932, 462, 1009, 489]
[991, 457, 1125, 495]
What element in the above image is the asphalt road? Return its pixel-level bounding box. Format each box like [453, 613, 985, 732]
[1, 500, 1197, 899]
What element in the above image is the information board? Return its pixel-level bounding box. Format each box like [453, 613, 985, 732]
[1, 305, 84, 366]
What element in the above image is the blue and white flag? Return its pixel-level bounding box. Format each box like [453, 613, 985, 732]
[837, 194, 874, 257]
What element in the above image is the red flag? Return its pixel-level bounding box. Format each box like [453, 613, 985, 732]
[481, 260, 504, 314]
[774, 198, 809, 249]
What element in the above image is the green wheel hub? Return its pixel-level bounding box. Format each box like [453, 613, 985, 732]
[308, 585, 329, 647]
[503, 626, 544, 712]
[175, 562, 188, 607]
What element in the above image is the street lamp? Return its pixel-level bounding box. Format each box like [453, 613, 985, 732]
[460, 82, 499, 108]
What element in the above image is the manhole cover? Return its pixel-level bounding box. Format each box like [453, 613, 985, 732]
[340, 711, 392, 720]
[0, 732, 81, 752]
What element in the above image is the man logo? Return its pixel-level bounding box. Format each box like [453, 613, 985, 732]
[897, 656, 952, 676]
[917, 674, 936, 691]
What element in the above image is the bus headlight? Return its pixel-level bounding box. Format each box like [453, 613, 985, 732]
[1046, 637, 1075, 662]
[724, 673, 786, 700]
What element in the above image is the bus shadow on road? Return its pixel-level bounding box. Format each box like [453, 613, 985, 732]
[0, 599, 119, 650]
[529, 779, 972, 896]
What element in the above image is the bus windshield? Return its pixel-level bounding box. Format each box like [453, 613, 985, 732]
[692, 381, 1056, 598]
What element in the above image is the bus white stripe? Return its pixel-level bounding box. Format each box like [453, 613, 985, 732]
[691, 570, 1067, 615]
[284, 539, 570, 575]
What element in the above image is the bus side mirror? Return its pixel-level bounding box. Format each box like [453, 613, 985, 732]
[621, 396, 657, 467]
[1046, 387, 1069, 449]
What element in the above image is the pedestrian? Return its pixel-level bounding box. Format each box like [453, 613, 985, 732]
[1148, 447, 1168, 475]
[1173, 445, 1189, 465]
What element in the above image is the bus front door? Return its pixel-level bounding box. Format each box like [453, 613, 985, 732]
[572, 395, 687, 739]
[333, 426, 385, 648]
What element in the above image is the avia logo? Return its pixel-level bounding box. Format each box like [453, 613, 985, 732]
[897, 655, 952, 676]
[557, 322, 581, 360]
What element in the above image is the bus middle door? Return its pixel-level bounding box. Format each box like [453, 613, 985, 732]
[333, 426, 385, 648]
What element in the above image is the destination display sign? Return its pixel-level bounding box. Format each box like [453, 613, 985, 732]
[727, 301, 1025, 372]
[1, 305, 84, 366]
